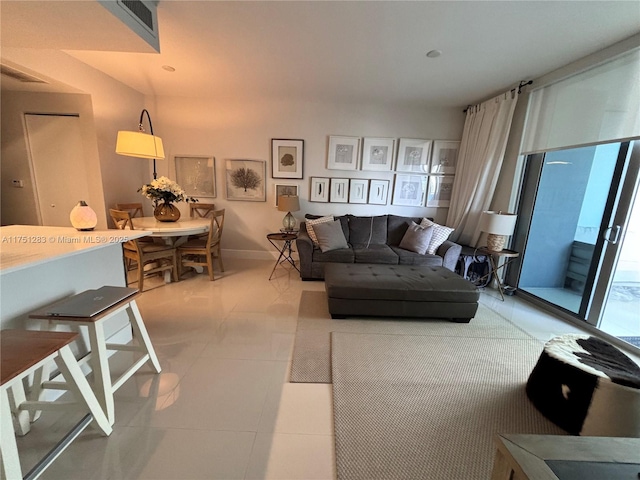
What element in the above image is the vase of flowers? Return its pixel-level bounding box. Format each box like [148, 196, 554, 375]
[138, 176, 197, 222]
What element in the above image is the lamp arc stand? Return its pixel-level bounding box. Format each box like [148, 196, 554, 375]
[139, 109, 158, 180]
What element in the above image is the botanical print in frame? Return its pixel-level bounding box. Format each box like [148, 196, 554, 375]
[225, 159, 266, 202]
[361, 137, 395, 171]
[274, 184, 299, 207]
[327, 136, 360, 171]
[368, 179, 390, 205]
[309, 177, 330, 203]
[348, 179, 369, 204]
[271, 139, 304, 179]
[431, 141, 460, 174]
[174, 155, 216, 197]
[426, 175, 455, 207]
[391, 174, 428, 207]
[395, 139, 432, 173]
[330, 178, 349, 203]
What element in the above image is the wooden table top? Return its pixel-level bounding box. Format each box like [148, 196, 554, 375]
[1, 330, 79, 386]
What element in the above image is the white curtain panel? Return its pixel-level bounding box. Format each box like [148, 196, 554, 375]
[446, 91, 518, 246]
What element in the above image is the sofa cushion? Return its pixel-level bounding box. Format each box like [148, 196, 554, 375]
[421, 218, 455, 255]
[390, 246, 445, 267]
[312, 220, 349, 253]
[386, 215, 424, 246]
[312, 247, 355, 263]
[399, 222, 433, 254]
[352, 244, 399, 264]
[305, 215, 334, 245]
[348, 215, 388, 245]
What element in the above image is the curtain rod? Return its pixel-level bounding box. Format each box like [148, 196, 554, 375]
[463, 80, 533, 113]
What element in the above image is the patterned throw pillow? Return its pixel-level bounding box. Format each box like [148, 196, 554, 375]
[305, 215, 334, 245]
[420, 218, 455, 255]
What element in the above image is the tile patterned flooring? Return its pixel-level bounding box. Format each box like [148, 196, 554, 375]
[13, 258, 640, 479]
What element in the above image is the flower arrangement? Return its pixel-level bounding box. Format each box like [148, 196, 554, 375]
[138, 176, 197, 206]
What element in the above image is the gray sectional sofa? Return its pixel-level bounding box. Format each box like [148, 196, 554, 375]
[296, 214, 462, 280]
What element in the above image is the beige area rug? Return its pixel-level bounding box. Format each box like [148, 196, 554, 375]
[290, 290, 535, 383]
[331, 333, 565, 480]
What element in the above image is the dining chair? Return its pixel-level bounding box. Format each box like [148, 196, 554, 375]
[188, 203, 216, 240]
[109, 209, 178, 291]
[115, 202, 145, 218]
[178, 209, 225, 280]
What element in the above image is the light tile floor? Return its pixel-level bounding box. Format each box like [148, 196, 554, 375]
[13, 258, 640, 479]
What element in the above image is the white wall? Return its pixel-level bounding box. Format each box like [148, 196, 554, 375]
[155, 96, 464, 254]
[1, 47, 151, 222]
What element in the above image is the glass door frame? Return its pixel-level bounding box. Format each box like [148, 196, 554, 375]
[508, 139, 639, 329]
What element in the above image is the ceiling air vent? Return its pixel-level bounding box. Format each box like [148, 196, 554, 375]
[121, 0, 154, 32]
[98, 0, 160, 52]
[0, 64, 47, 84]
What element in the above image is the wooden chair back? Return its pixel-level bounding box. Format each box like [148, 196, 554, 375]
[115, 203, 144, 218]
[109, 209, 135, 231]
[206, 209, 225, 249]
[190, 203, 216, 219]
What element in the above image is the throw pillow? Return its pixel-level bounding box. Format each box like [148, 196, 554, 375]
[399, 222, 433, 255]
[312, 220, 349, 253]
[420, 218, 455, 255]
[305, 215, 334, 245]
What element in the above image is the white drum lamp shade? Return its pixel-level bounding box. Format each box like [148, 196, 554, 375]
[277, 195, 300, 231]
[69, 200, 97, 231]
[480, 211, 517, 252]
[115, 131, 165, 160]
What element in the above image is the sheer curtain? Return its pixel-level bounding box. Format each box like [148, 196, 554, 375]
[446, 90, 518, 246]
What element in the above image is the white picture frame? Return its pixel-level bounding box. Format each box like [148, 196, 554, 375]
[395, 139, 432, 173]
[274, 184, 299, 207]
[391, 174, 428, 207]
[327, 136, 360, 171]
[431, 141, 460, 174]
[361, 137, 395, 171]
[309, 177, 330, 203]
[330, 178, 349, 203]
[426, 175, 455, 207]
[271, 138, 304, 179]
[225, 159, 267, 202]
[174, 155, 216, 197]
[349, 179, 369, 204]
[368, 179, 390, 205]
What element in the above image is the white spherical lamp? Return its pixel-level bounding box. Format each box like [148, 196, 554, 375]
[70, 200, 97, 231]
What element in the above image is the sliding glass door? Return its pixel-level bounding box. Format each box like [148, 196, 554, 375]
[515, 140, 639, 345]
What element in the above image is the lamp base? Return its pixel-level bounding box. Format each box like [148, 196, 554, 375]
[486, 234, 507, 252]
[282, 212, 296, 232]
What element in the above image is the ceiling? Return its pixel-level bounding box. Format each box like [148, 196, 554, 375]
[2, 1, 640, 108]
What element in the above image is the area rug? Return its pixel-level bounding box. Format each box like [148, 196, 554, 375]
[290, 290, 534, 383]
[331, 332, 565, 480]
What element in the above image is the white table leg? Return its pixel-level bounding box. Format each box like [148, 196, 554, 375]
[128, 301, 162, 373]
[87, 324, 115, 426]
[1, 388, 22, 480]
[7, 384, 30, 436]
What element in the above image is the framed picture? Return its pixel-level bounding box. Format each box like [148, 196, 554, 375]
[330, 178, 349, 203]
[395, 139, 431, 173]
[431, 141, 460, 174]
[310, 177, 330, 203]
[391, 174, 428, 207]
[426, 175, 455, 207]
[174, 155, 216, 197]
[361, 137, 395, 171]
[368, 179, 390, 205]
[274, 184, 299, 207]
[225, 159, 266, 202]
[327, 136, 360, 171]
[271, 138, 304, 179]
[349, 179, 369, 204]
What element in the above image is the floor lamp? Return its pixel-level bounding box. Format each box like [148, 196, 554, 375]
[115, 109, 164, 180]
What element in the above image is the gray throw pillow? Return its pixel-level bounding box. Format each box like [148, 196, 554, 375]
[399, 222, 433, 255]
[312, 220, 349, 253]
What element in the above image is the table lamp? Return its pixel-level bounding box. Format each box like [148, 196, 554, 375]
[277, 195, 300, 232]
[116, 109, 164, 179]
[480, 211, 517, 252]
